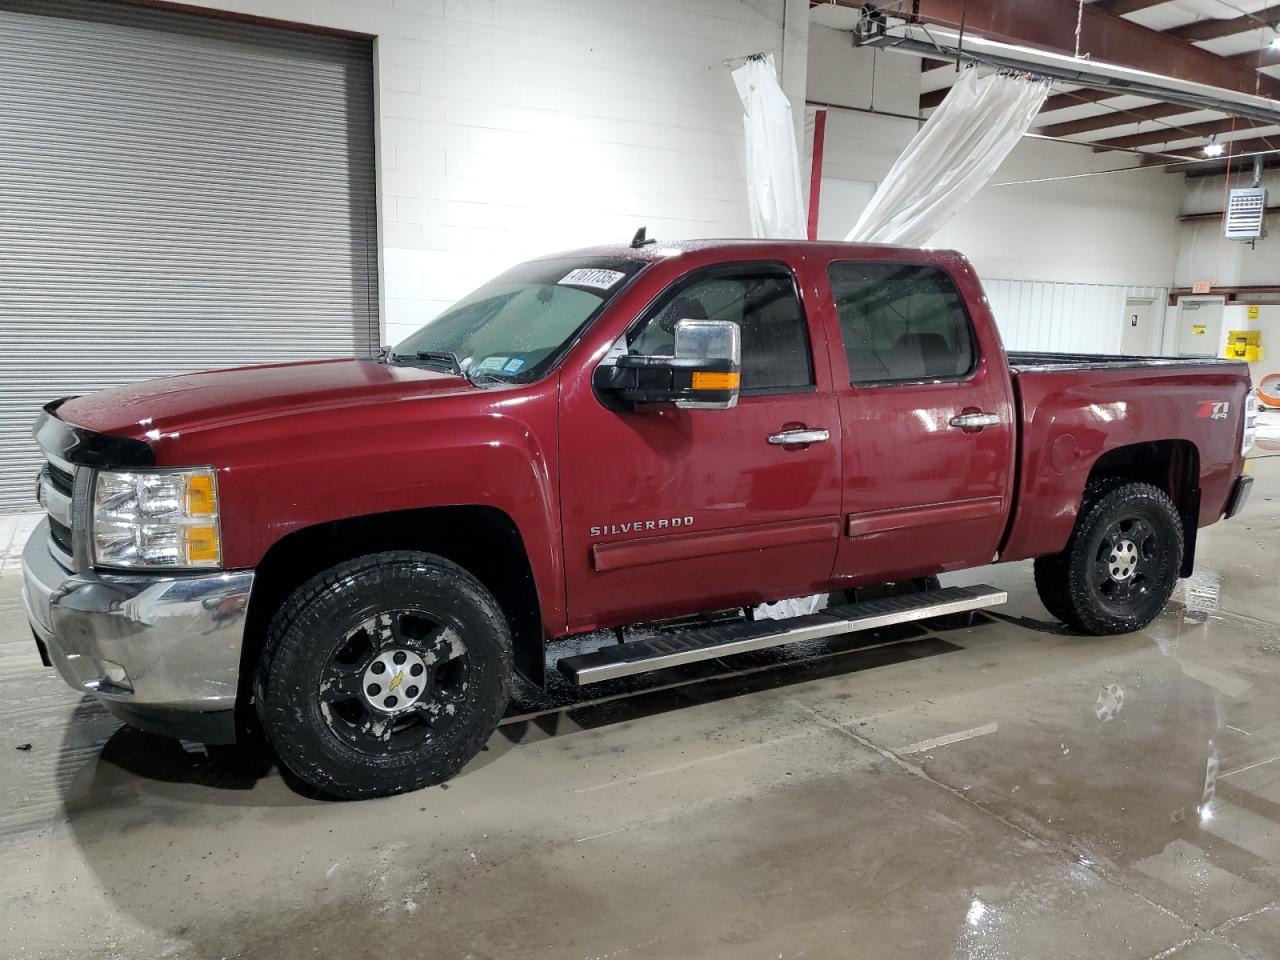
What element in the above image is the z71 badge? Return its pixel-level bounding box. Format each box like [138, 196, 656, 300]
[1196, 401, 1230, 420]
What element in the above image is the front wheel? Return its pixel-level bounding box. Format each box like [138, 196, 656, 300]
[1034, 481, 1184, 635]
[255, 551, 511, 799]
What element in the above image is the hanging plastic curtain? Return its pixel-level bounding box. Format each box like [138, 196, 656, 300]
[847, 68, 1049, 246]
[732, 54, 806, 240]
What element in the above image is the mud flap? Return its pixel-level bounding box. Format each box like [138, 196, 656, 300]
[1179, 487, 1200, 579]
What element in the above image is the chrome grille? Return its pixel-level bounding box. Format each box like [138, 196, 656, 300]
[37, 455, 78, 568]
[46, 463, 73, 497]
[48, 516, 73, 556]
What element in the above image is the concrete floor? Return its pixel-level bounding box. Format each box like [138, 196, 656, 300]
[3, 456, 1280, 960]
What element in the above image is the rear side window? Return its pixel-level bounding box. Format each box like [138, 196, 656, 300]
[828, 262, 976, 385]
[628, 265, 814, 393]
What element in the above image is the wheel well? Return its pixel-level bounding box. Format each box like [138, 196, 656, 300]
[236, 506, 544, 735]
[1085, 440, 1200, 577]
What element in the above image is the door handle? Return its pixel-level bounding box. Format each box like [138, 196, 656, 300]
[949, 412, 1001, 430]
[767, 428, 830, 446]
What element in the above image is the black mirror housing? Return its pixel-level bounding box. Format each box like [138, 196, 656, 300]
[594, 319, 741, 410]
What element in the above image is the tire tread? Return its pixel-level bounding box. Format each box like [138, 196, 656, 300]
[255, 551, 512, 799]
[1035, 480, 1183, 635]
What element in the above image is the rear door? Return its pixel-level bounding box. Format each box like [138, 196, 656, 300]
[821, 259, 1016, 584]
[558, 259, 842, 631]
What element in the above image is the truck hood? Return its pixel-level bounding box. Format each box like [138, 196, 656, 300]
[55, 358, 476, 439]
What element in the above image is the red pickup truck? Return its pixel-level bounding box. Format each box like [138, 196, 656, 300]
[23, 239, 1256, 798]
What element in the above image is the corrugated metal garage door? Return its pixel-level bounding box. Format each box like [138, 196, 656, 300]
[0, 0, 378, 512]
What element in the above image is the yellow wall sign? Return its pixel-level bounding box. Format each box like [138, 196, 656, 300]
[1191, 323, 1207, 335]
[1249, 305, 1261, 320]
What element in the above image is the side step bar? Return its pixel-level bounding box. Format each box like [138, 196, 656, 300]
[558, 584, 1007, 686]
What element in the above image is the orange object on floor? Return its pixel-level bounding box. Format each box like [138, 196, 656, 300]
[1260, 373, 1280, 409]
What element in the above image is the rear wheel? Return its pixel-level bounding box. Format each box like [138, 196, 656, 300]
[255, 551, 511, 799]
[1034, 481, 1183, 635]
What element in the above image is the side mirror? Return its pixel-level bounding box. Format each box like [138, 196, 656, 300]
[594, 319, 741, 410]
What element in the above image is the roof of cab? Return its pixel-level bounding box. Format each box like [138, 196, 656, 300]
[533, 237, 966, 264]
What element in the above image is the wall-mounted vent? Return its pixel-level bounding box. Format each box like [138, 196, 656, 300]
[1224, 187, 1268, 241]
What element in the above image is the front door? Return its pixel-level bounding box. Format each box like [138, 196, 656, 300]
[558, 260, 842, 632]
[820, 259, 1016, 585]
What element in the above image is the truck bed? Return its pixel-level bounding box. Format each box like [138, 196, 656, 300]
[1007, 351, 1238, 372]
[1000, 351, 1251, 565]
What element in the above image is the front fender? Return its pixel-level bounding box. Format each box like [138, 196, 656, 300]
[153, 379, 566, 633]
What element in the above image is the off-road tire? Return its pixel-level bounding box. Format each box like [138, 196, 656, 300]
[255, 551, 511, 799]
[1034, 481, 1183, 635]
[1035, 477, 1139, 625]
[1032, 553, 1075, 624]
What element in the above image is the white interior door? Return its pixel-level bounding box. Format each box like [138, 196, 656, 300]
[1121, 298, 1154, 355]
[1175, 297, 1225, 357]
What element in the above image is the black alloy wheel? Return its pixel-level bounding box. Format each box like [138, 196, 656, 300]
[1034, 481, 1183, 635]
[256, 551, 511, 799]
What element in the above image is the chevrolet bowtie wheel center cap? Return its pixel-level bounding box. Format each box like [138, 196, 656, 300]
[1108, 540, 1138, 582]
[361, 648, 427, 714]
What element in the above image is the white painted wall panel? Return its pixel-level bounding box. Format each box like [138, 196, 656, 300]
[1175, 171, 1279, 288]
[982, 279, 1168, 355]
[177, 0, 800, 346]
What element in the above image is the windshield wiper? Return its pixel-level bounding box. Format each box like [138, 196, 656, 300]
[390, 349, 509, 387]
[407, 350, 501, 388]
[412, 350, 464, 374]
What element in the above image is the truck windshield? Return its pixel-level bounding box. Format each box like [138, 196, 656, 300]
[389, 256, 645, 384]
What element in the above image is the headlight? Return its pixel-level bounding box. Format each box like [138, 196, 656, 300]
[92, 468, 221, 569]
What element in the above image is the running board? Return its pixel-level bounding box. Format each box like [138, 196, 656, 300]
[558, 584, 1007, 686]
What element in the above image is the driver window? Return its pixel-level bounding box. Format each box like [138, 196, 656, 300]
[627, 266, 814, 393]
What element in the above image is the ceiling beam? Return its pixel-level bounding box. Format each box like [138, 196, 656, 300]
[1042, 88, 1123, 112]
[1092, 118, 1272, 151]
[1165, 5, 1280, 43]
[1164, 155, 1280, 175]
[1196, 134, 1280, 155]
[929, 86, 1133, 116]
[1161, 134, 1280, 165]
[1038, 101, 1191, 138]
[900, 0, 1280, 100]
[920, 87, 949, 110]
[1178, 205, 1280, 223]
[1229, 47, 1280, 69]
[1092, 0, 1172, 15]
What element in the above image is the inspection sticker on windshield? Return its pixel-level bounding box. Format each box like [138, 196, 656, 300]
[559, 268, 626, 290]
[474, 355, 510, 373]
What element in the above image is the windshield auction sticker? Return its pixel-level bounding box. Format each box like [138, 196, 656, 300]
[558, 268, 626, 290]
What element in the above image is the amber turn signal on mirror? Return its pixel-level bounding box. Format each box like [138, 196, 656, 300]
[691, 371, 740, 391]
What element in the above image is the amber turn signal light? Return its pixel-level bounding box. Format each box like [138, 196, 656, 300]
[691, 371, 740, 391]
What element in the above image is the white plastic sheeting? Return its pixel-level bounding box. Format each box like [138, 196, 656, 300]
[846, 69, 1048, 246]
[732, 55, 805, 240]
[755, 594, 829, 621]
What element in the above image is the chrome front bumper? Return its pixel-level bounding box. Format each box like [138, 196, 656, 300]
[22, 518, 254, 743]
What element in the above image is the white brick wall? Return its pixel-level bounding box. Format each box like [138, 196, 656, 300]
[180, 0, 797, 345]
